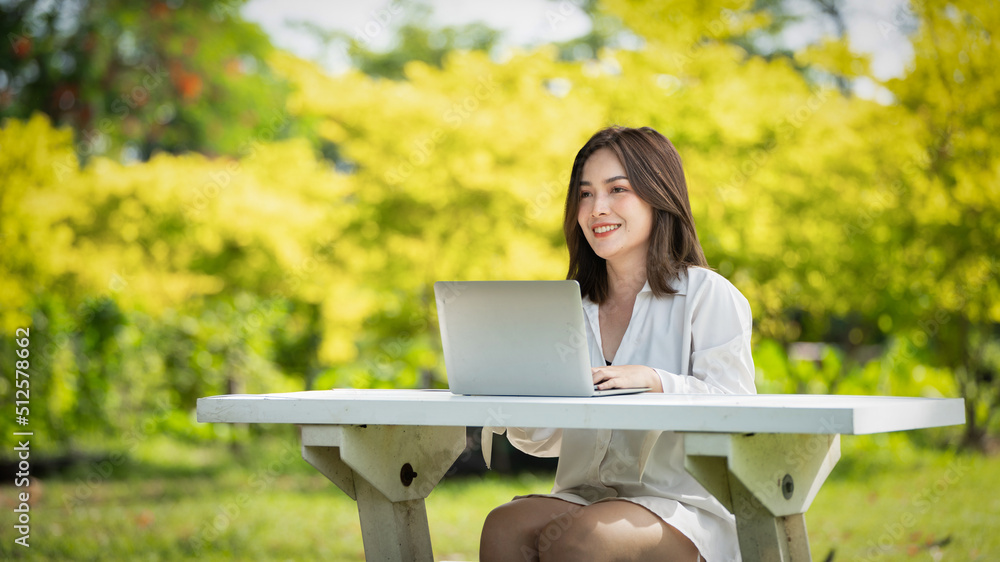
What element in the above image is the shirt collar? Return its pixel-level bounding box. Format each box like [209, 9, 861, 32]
[665, 270, 688, 295]
[638, 271, 690, 296]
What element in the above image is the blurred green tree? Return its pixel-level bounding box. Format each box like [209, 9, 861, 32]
[0, 0, 292, 162]
[293, 2, 500, 81]
[878, 0, 1000, 449]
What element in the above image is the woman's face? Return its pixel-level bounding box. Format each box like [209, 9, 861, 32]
[577, 147, 654, 267]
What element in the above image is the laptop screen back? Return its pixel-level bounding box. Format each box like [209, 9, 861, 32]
[434, 280, 594, 396]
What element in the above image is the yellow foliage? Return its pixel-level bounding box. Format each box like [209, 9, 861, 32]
[1, 113, 371, 358]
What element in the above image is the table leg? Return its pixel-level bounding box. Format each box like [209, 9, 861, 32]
[299, 424, 467, 561]
[684, 432, 840, 562]
[730, 476, 812, 560]
[354, 477, 434, 560]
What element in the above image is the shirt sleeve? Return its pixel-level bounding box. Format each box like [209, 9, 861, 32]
[654, 276, 756, 395]
[505, 426, 563, 457]
[480, 426, 562, 468]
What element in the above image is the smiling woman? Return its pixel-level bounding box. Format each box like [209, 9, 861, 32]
[566, 127, 708, 306]
[479, 126, 757, 562]
[576, 148, 655, 290]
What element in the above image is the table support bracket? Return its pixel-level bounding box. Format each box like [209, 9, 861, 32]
[299, 424, 467, 561]
[684, 432, 840, 562]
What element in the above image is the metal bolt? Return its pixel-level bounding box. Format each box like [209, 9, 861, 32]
[781, 474, 794, 499]
[400, 463, 418, 486]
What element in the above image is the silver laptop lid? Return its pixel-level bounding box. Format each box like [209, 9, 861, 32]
[434, 280, 593, 396]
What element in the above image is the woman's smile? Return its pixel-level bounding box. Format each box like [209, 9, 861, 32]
[592, 223, 622, 236]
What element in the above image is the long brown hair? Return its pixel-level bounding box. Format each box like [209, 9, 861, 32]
[564, 126, 708, 303]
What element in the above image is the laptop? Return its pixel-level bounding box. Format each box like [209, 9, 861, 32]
[434, 280, 650, 397]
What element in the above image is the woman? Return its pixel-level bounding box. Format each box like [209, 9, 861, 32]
[479, 126, 756, 561]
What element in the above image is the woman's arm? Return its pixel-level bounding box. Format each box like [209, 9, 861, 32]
[590, 273, 756, 395]
[655, 328, 755, 395]
[657, 273, 756, 395]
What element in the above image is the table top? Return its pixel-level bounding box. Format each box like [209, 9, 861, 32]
[197, 389, 965, 435]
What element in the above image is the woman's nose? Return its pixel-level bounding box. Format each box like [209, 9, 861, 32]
[592, 193, 610, 216]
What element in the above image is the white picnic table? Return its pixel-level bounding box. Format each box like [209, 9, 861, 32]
[196, 389, 964, 561]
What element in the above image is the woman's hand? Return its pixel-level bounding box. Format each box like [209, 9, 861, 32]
[592, 365, 663, 393]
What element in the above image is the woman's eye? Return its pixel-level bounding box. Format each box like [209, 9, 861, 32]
[612, 186, 627, 193]
[580, 191, 592, 198]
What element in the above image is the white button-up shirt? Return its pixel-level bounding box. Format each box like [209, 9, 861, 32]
[502, 266, 756, 561]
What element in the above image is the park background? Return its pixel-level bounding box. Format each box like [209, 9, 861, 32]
[1, 0, 998, 559]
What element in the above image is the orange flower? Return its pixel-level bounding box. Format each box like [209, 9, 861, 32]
[12, 36, 32, 58]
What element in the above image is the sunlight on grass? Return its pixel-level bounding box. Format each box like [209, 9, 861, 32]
[1, 436, 996, 561]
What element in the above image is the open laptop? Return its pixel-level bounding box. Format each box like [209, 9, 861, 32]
[434, 280, 650, 397]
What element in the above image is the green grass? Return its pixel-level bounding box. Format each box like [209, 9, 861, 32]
[1, 433, 997, 561]
[807, 449, 1000, 560]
